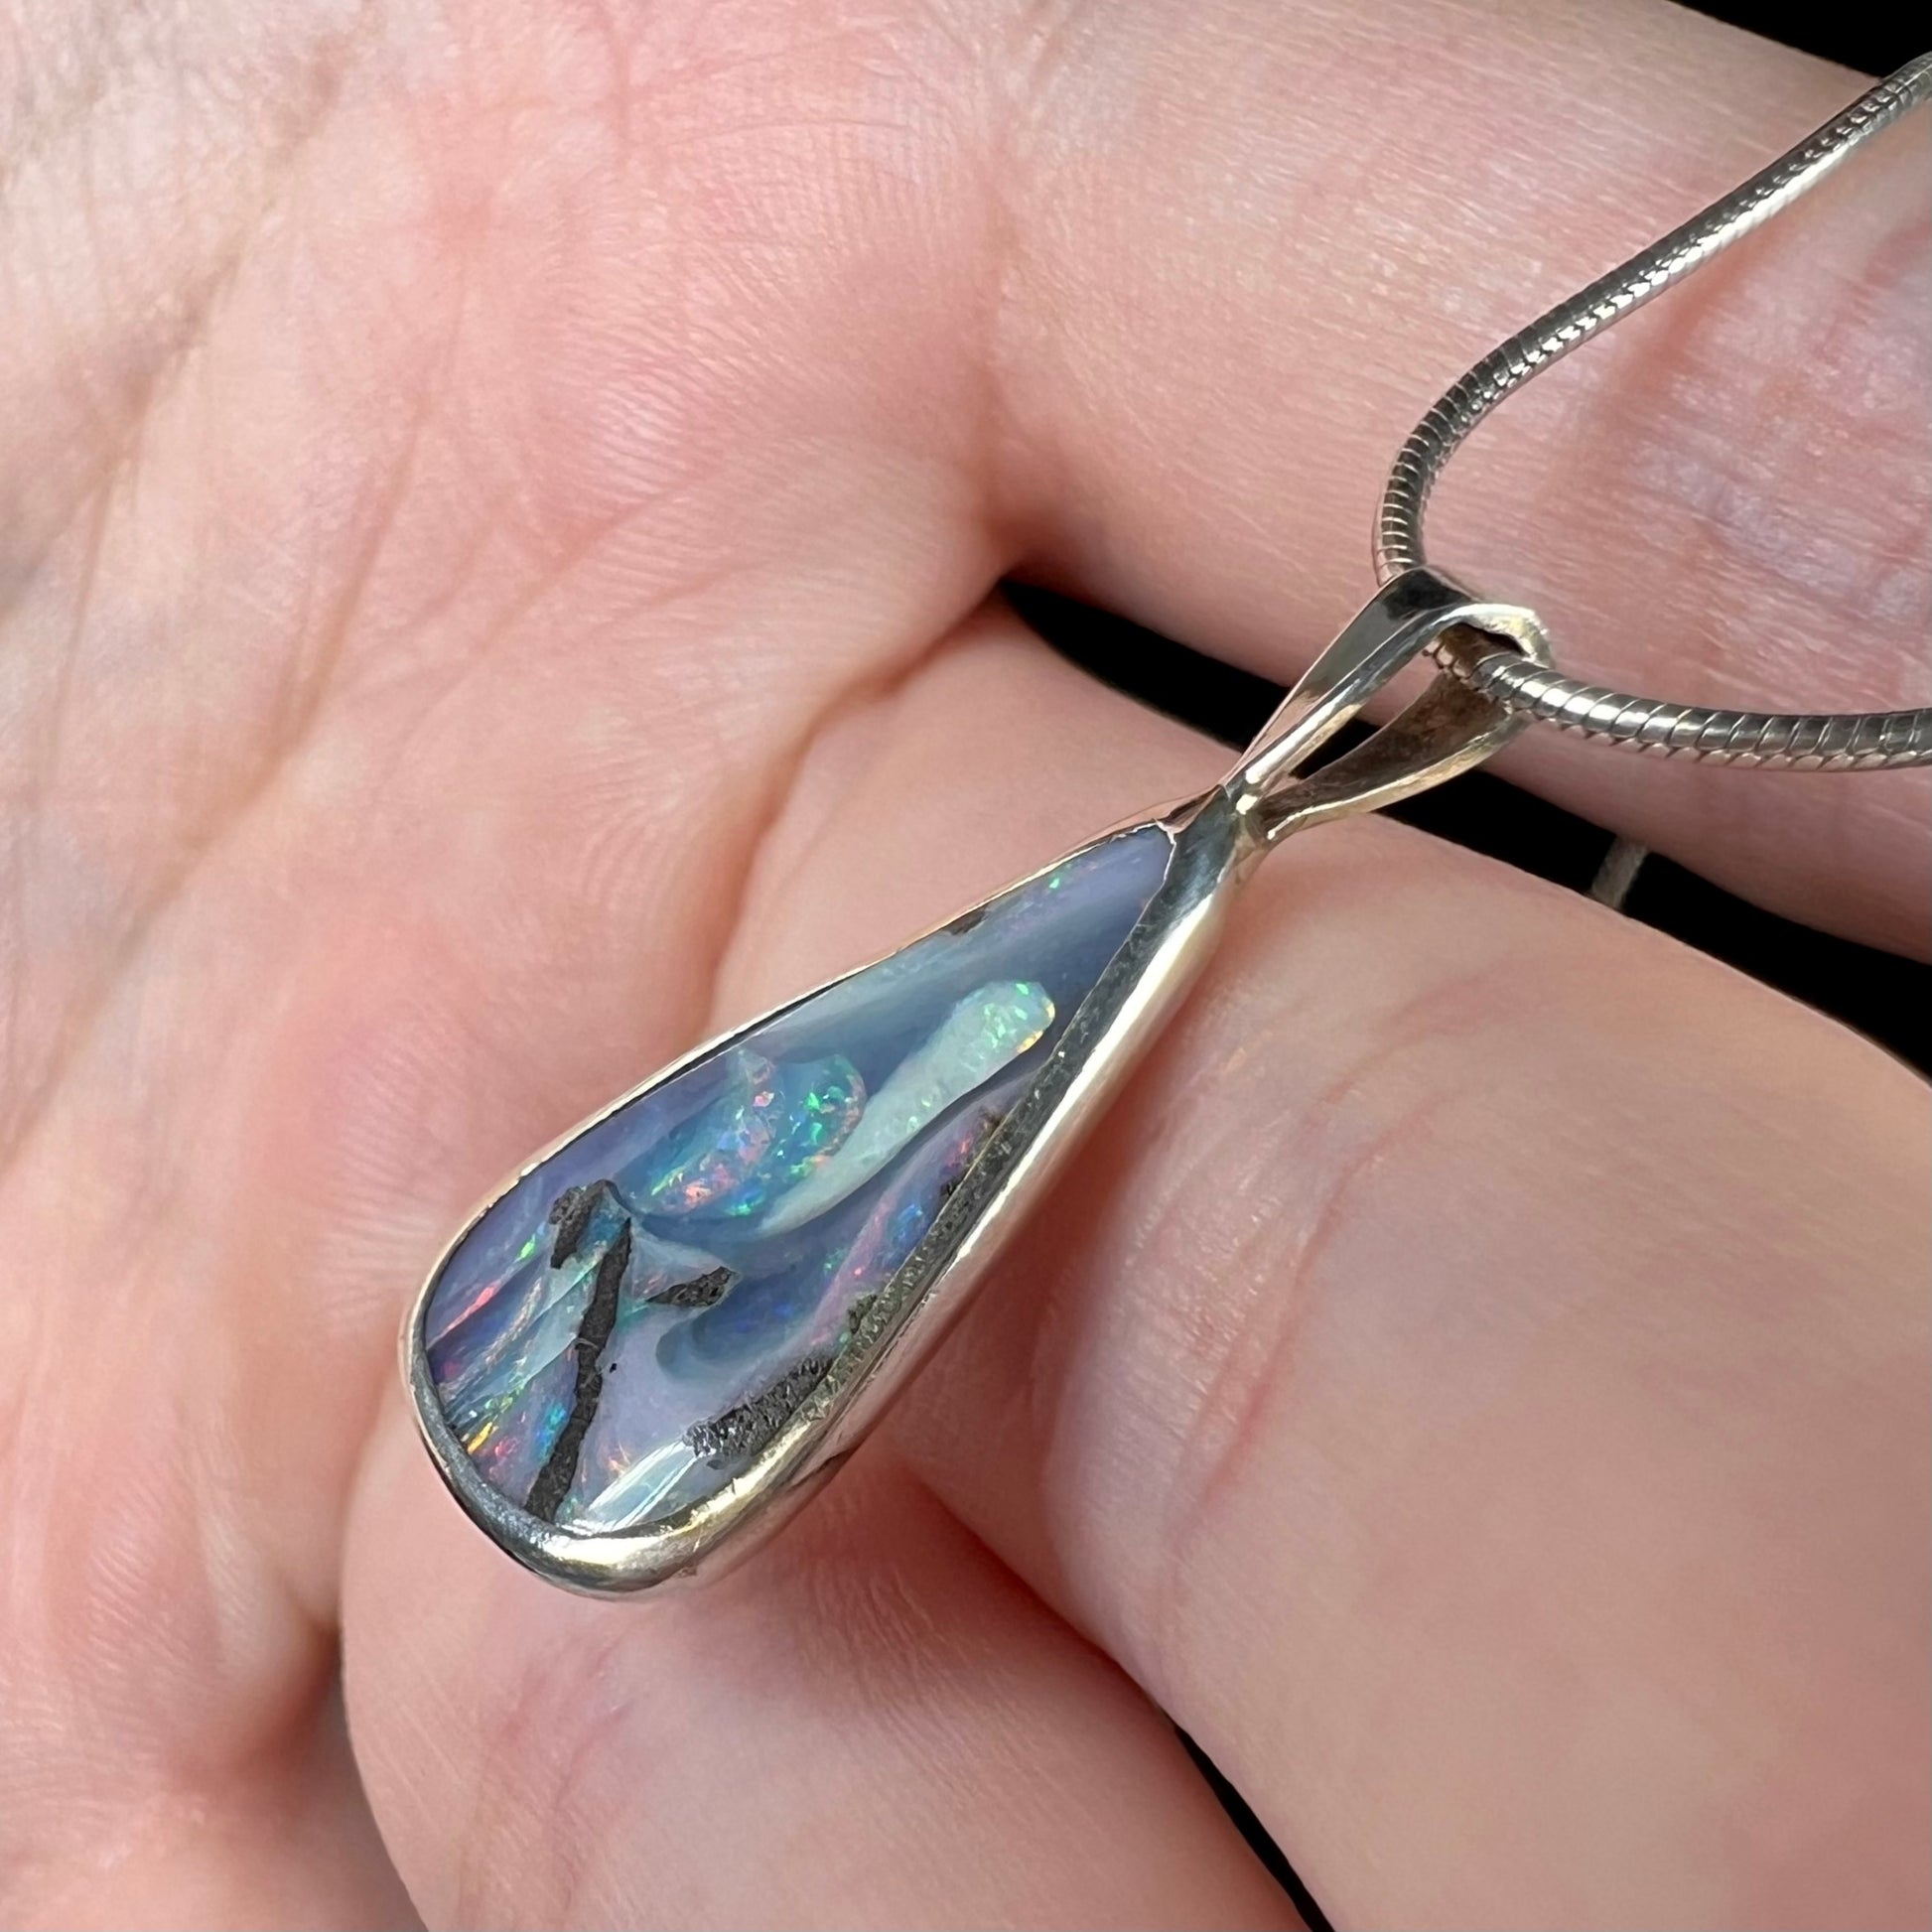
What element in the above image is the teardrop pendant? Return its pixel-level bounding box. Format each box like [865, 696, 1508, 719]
[405, 568, 1549, 1591]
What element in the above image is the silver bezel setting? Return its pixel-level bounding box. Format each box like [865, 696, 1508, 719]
[404, 786, 1245, 1594]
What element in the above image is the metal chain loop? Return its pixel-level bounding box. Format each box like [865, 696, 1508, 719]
[1377, 54, 1932, 769]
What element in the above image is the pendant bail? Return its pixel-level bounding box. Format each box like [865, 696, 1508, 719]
[1224, 566, 1553, 849]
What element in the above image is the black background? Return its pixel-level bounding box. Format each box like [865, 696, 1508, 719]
[1006, 8, 1927, 1923]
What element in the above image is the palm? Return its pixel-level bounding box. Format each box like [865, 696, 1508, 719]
[2, 3, 1925, 1927]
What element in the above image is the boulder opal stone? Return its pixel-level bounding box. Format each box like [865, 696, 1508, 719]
[420, 824, 1173, 1536]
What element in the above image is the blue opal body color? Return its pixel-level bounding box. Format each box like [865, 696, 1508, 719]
[421, 826, 1172, 1536]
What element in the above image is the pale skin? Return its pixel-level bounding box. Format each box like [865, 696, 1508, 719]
[0, 0, 1925, 1925]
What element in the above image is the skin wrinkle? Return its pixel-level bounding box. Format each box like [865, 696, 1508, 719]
[0, 15, 372, 1159]
[10, 1097, 311, 1795]
[6, 1678, 410, 1930]
[1579, 186, 1928, 663]
[274, 240, 468, 762]
[703, 604, 1104, 1006]
[1746, 206, 1932, 632]
[15, 1349, 345, 1891]
[0, 8, 369, 573]
[5, 1657, 320, 1915]
[970, 0, 1088, 543]
[1142, 1018, 1483, 1705]
[2, 533, 335, 1171]
[464, 1628, 622, 1925]
[364, 472, 792, 793]
[454, 1599, 634, 1925]
[443, 1473, 959, 1926]
[1553, 193, 1929, 711]
[1032, 881, 1544, 1712]
[726, 674, 901, 917]
[0, 487, 108, 1134]
[0, 0, 279, 176]
[670, 616, 1005, 1055]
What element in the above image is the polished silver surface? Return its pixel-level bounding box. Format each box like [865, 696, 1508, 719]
[1377, 54, 1932, 770]
[1230, 566, 1549, 844]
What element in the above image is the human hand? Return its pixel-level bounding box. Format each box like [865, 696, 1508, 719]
[1, 1, 1925, 1925]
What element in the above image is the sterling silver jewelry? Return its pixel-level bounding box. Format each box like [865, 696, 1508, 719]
[406, 58, 1931, 1593]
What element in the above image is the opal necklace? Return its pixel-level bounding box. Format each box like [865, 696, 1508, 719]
[406, 59, 1931, 1593]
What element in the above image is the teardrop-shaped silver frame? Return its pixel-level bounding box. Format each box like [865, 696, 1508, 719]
[406, 788, 1240, 1594]
[404, 568, 1549, 1593]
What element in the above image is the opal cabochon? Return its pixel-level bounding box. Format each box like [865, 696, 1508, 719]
[413, 822, 1180, 1569]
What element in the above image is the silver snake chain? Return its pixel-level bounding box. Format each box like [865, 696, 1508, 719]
[1376, 53, 1932, 770]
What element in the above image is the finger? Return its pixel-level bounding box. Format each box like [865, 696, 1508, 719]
[0, 1686, 413, 1930]
[711, 621, 1931, 1929]
[1, 3, 1007, 1911]
[0, 245, 971, 1932]
[345, 1389, 1299, 1929]
[982, 0, 1929, 951]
